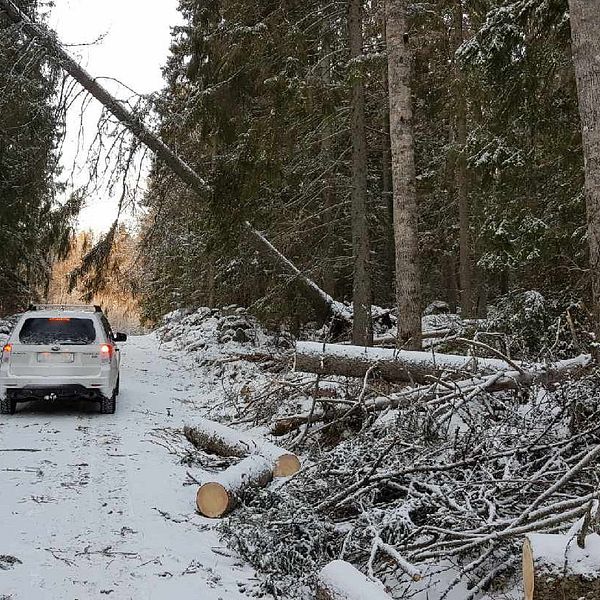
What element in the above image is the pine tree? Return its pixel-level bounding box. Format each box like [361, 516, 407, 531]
[0, 0, 77, 314]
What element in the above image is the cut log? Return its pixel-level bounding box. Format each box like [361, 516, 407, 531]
[316, 560, 393, 600]
[184, 419, 300, 477]
[295, 341, 591, 385]
[196, 454, 272, 518]
[523, 533, 600, 600]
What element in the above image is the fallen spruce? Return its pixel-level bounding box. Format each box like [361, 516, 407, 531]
[294, 341, 591, 385]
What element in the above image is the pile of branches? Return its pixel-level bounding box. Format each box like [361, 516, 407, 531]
[220, 369, 600, 599]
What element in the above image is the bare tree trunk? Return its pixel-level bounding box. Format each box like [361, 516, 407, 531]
[568, 0, 600, 350]
[348, 0, 373, 346]
[382, 28, 396, 304]
[385, 0, 422, 349]
[320, 21, 339, 298]
[453, 1, 473, 317]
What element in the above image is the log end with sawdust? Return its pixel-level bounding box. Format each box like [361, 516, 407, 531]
[523, 532, 600, 600]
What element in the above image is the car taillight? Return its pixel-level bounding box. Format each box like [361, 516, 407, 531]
[100, 344, 114, 363]
[2, 344, 12, 363]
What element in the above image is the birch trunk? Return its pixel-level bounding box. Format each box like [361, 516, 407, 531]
[348, 0, 373, 346]
[568, 0, 600, 347]
[385, 0, 422, 349]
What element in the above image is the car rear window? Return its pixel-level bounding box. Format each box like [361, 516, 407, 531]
[18, 318, 96, 345]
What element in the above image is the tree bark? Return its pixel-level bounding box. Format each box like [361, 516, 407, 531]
[385, 0, 422, 349]
[295, 340, 591, 385]
[382, 23, 396, 303]
[568, 0, 600, 349]
[348, 0, 373, 346]
[195, 455, 273, 518]
[452, 1, 473, 317]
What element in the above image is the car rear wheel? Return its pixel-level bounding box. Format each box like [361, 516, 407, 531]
[0, 397, 16, 415]
[99, 392, 116, 414]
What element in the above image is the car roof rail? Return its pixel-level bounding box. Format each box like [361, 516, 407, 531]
[28, 304, 103, 313]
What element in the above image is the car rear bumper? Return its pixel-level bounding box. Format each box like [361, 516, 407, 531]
[0, 376, 112, 401]
[5, 384, 106, 401]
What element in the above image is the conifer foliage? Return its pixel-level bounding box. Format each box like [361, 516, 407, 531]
[0, 0, 78, 314]
[140, 0, 593, 330]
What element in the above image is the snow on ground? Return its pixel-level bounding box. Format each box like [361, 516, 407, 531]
[0, 332, 272, 600]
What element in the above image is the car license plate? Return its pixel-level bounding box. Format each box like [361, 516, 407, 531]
[37, 352, 74, 363]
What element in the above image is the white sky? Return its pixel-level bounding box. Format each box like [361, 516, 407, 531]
[47, 0, 182, 233]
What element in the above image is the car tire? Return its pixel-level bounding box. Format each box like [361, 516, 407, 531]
[100, 392, 116, 414]
[0, 397, 16, 415]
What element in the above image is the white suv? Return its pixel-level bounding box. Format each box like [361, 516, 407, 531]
[0, 305, 127, 415]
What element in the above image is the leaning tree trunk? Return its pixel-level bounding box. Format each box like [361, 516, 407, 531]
[0, 0, 349, 327]
[348, 0, 373, 346]
[568, 0, 600, 349]
[385, 0, 422, 350]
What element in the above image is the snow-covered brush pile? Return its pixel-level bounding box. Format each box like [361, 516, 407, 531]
[0, 314, 19, 346]
[158, 305, 291, 373]
[159, 305, 282, 353]
[219, 371, 600, 600]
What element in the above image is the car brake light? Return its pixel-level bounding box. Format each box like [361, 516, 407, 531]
[49, 317, 71, 322]
[2, 344, 12, 362]
[100, 344, 114, 363]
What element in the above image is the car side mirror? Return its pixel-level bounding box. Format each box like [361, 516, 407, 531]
[114, 332, 128, 342]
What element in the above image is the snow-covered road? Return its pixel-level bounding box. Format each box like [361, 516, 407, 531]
[0, 334, 262, 600]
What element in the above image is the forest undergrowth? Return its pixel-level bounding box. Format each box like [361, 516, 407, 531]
[159, 294, 600, 600]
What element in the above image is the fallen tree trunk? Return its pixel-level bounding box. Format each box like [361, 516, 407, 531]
[316, 560, 393, 600]
[0, 0, 347, 325]
[296, 341, 511, 383]
[295, 341, 591, 385]
[272, 358, 593, 436]
[184, 419, 300, 477]
[523, 533, 600, 600]
[196, 455, 272, 518]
